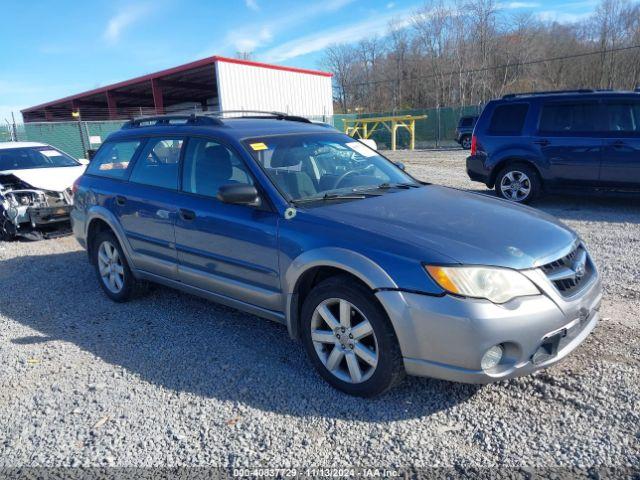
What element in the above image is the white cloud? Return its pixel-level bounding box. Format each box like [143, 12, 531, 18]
[229, 27, 273, 53]
[536, 9, 592, 22]
[500, 1, 540, 8]
[199, 0, 356, 58]
[245, 0, 260, 10]
[261, 8, 415, 62]
[387, 2, 396, 8]
[103, 4, 150, 44]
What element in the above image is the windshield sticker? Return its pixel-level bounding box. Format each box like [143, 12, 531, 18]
[40, 149, 62, 157]
[250, 142, 268, 151]
[346, 142, 376, 157]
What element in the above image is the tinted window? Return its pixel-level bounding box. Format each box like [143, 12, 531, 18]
[182, 138, 253, 197]
[603, 102, 640, 132]
[488, 104, 528, 135]
[539, 102, 600, 133]
[459, 117, 475, 127]
[129, 138, 183, 189]
[86, 140, 141, 179]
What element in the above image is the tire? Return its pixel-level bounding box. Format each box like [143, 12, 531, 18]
[461, 135, 472, 150]
[300, 275, 405, 397]
[91, 230, 145, 302]
[495, 163, 541, 204]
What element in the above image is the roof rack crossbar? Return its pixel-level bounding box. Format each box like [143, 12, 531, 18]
[203, 110, 312, 123]
[122, 114, 223, 129]
[502, 89, 594, 99]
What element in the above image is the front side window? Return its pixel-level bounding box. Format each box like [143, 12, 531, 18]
[603, 102, 640, 132]
[538, 102, 600, 133]
[0, 146, 79, 171]
[86, 140, 141, 179]
[488, 104, 529, 135]
[129, 138, 183, 189]
[182, 138, 253, 198]
[243, 133, 418, 202]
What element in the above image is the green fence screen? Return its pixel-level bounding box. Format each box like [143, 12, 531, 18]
[6, 105, 482, 156]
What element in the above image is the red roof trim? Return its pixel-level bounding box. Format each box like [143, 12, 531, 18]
[22, 55, 332, 113]
[213, 56, 333, 77]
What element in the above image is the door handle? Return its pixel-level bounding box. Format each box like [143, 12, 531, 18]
[115, 195, 126, 206]
[611, 140, 625, 148]
[533, 139, 550, 146]
[179, 208, 196, 221]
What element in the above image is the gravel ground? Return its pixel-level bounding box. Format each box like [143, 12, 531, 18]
[1, 149, 638, 470]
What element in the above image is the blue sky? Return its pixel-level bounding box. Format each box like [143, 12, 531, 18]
[0, 0, 598, 122]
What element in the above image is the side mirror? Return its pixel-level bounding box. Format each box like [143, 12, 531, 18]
[394, 161, 406, 171]
[217, 183, 261, 206]
[78, 158, 90, 165]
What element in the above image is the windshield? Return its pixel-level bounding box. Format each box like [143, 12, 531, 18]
[243, 133, 418, 202]
[0, 146, 80, 171]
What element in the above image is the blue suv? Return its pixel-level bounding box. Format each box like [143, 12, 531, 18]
[467, 89, 640, 203]
[72, 112, 602, 396]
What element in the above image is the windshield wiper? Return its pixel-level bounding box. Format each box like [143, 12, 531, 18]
[293, 192, 373, 204]
[375, 182, 420, 190]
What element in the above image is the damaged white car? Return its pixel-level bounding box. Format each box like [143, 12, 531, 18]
[0, 142, 88, 240]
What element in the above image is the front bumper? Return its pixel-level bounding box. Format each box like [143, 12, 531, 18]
[375, 268, 602, 384]
[27, 205, 72, 226]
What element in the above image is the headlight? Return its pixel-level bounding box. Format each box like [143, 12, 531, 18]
[425, 265, 540, 304]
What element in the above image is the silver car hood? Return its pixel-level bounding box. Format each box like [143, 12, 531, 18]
[309, 185, 578, 270]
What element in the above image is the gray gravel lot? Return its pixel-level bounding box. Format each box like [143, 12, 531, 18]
[1, 149, 638, 469]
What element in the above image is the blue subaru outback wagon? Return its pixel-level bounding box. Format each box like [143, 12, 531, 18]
[72, 112, 602, 396]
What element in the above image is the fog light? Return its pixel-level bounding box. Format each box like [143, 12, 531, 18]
[481, 345, 504, 370]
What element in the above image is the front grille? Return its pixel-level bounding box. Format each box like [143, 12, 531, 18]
[541, 245, 593, 297]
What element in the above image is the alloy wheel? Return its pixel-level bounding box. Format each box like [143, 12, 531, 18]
[97, 240, 125, 294]
[500, 170, 532, 202]
[310, 298, 379, 384]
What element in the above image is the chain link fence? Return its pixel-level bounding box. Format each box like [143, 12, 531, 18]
[2, 105, 482, 157]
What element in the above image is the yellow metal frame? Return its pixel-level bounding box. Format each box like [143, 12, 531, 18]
[342, 114, 427, 150]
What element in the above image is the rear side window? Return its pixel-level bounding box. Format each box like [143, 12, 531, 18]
[459, 117, 474, 127]
[488, 104, 528, 135]
[539, 102, 600, 133]
[603, 102, 640, 132]
[129, 138, 184, 189]
[86, 140, 141, 179]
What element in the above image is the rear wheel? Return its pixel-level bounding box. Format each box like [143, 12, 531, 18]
[461, 135, 472, 150]
[300, 276, 404, 397]
[92, 230, 145, 302]
[495, 163, 541, 203]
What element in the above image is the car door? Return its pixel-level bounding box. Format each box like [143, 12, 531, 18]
[599, 99, 640, 186]
[174, 136, 281, 313]
[534, 100, 603, 185]
[116, 136, 185, 280]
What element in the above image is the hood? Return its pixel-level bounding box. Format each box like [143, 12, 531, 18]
[0, 165, 86, 192]
[307, 185, 577, 269]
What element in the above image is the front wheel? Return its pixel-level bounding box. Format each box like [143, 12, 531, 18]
[495, 163, 541, 203]
[300, 276, 404, 397]
[92, 230, 145, 302]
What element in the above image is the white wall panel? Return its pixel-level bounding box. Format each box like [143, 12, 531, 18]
[215, 60, 333, 118]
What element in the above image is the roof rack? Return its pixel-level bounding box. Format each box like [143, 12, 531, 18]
[502, 89, 595, 99]
[203, 110, 312, 123]
[122, 114, 223, 129]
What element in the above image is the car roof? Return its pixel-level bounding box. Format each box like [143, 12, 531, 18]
[0, 141, 49, 150]
[499, 90, 640, 102]
[107, 117, 338, 143]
